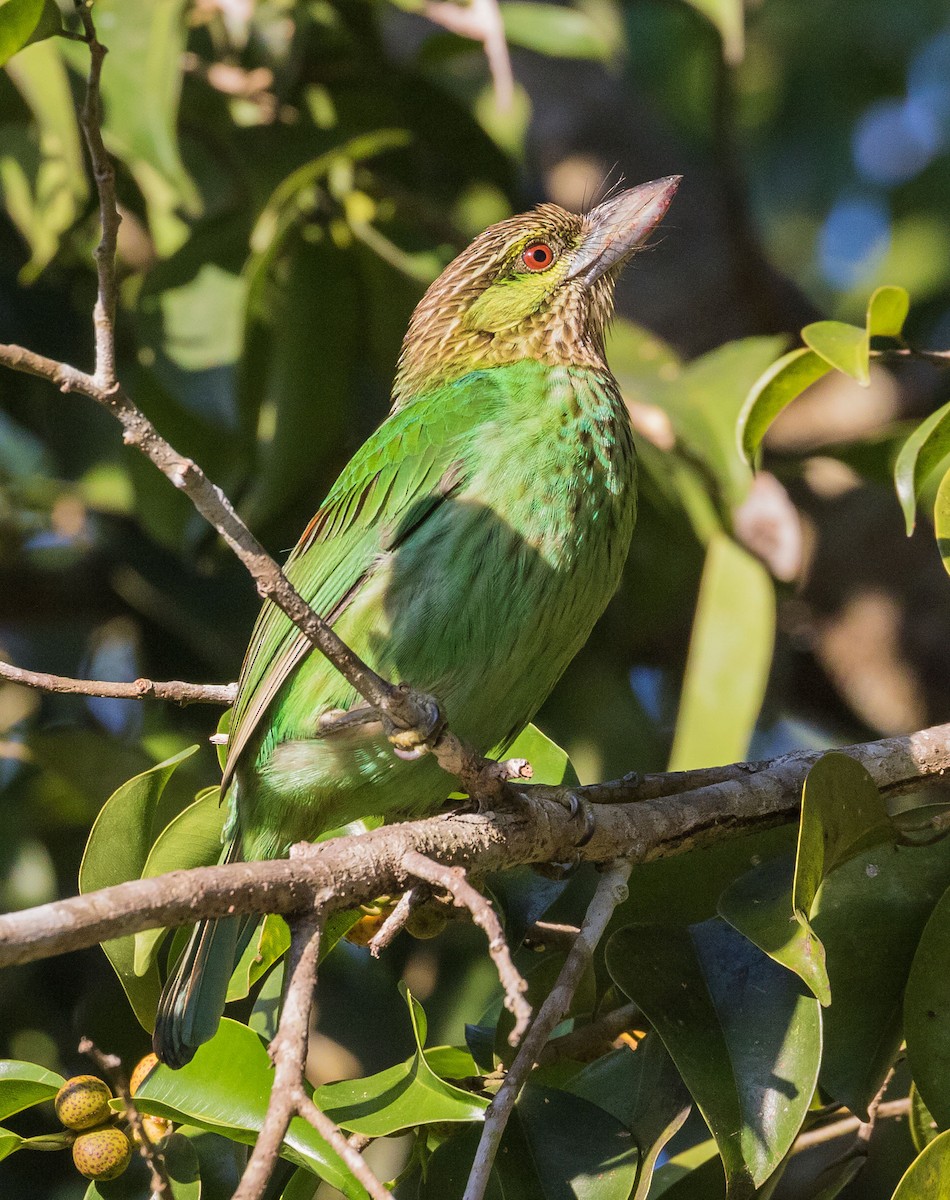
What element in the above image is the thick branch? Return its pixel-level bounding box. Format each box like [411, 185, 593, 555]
[3, 721, 950, 969]
[462, 860, 632, 1200]
[0, 660, 236, 706]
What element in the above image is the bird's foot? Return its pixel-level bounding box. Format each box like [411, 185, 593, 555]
[384, 685, 445, 761]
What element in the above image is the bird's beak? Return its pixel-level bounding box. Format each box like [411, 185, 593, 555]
[566, 175, 682, 285]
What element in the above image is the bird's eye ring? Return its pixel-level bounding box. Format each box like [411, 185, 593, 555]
[521, 241, 555, 271]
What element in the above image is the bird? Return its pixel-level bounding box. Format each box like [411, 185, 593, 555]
[153, 175, 681, 1067]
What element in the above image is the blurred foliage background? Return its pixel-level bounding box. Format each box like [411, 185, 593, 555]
[2, 0, 950, 1195]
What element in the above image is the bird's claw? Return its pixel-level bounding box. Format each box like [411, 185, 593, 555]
[561, 790, 596, 847]
[384, 687, 445, 760]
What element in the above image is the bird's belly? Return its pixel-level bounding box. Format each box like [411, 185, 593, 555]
[240, 487, 632, 857]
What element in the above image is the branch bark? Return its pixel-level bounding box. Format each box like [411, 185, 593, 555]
[2, 720, 950, 969]
[0, 660, 236, 707]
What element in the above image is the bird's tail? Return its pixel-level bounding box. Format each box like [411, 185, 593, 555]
[152, 842, 255, 1069]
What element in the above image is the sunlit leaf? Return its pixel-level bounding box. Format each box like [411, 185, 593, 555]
[668, 533, 774, 771]
[911, 1084, 940, 1153]
[0, 1127, 25, 1163]
[648, 1138, 724, 1198]
[607, 918, 821, 1195]
[891, 1128, 950, 1198]
[867, 284, 910, 338]
[0, 0, 58, 67]
[500, 3, 618, 60]
[896, 401, 950, 535]
[78, 746, 200, 1028]
[936, 468, 950, 577]
[226, 914, 290, 1003]
[0, 1060, 64, 1121]
[737, 347, 830, 465]
[801, 320, 870, 385]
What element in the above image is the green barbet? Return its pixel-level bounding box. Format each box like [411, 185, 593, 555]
[154, 176, 681, 1067]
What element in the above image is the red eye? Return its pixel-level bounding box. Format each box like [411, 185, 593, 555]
[522, 241, 555, 271]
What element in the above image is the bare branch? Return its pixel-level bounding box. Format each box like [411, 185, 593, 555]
[0, 659, 236, 707]
[368, 885, 424, 957]
[78, 1037, 172, 1200]
[401, 850, 531, 1044]
[423, 0, 514, 111]
[462, 859, 633, 1200]
[792, 1099, 910, 1153]
[3, 720, 950, 969]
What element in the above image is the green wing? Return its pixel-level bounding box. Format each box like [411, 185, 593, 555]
[221, 375, 497, 792]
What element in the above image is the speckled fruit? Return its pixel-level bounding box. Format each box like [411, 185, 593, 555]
[129, 1052, 159, 1096]
[54, 1076, 114, 1132]
[72, 1126, 133, 1180]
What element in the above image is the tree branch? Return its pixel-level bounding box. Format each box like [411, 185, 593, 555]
[462, 859, 633, 1200]
[2, 721, 950, 969]
[0, 659, 236, 706]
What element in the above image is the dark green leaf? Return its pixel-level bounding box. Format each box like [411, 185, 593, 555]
[0, 1060, 63, 1121]
[78, 746, 199, 1028]
[906, 883, 950, 1128]
[895, 401, 950, 535]
[165, 1132, 202, 1200]
[669, 533, 774, 771]
[647, 1139, 724, 1198]
[606, 918, 820, 1195]
[681, 0, 744, 64]
[815, 839, 950, 1119]
[565, 1037, 691, 1200]
[801, 320, 870, 385]
[738, 348, 830, 465]
[891, 1129, 950, 1198]
[793, 752, 894, 918]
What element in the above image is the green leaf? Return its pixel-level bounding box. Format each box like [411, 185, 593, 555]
[815, 838, 950, 1119]
[164, 1132, 202, 1200]
[78, 746, 199, 1029]
[315, 987, 489, 1135]
[134, 1020, 367, 1198]
[867, 284, 910, 338]
[281, 1169, 321, 1200]
[668, 533, 774, 771]
[606, 918, 821, 1196]
[718, 855, 830, 1006]
[895, 400, 950, 535]
[737, 348, 831, 465]
[0, 0, 57, 67]
[681, 0, 744, 64]
[801, 320, 871, 385]
[498, 722, 578, 786]
[911, 1084, 940, 1153]
[905, 883, 950, 1129]
[226, 914, 290, 1003]
[500, 3, 618, 60]
[133, 788, 227, 977]
[648, 1139, 724, 1198]
[0, 1060, 64, 1121]
[935, 468, 950, 577]
[420, 1084, 640, 1200]
[565, 1037, 691, 1200]
[793, 752, 894, 918]
[891, 1128, 950, 1198]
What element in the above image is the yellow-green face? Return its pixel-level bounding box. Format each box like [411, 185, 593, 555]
[464, 230, 579, 334]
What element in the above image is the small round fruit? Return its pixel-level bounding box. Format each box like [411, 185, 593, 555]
[54, 1076, 114, 1131]
[406, 905, 448, 940]
[129, 1052, 159, 1096]
[137, 1114, 172, 1145]
[72, 1126, 133, 1180]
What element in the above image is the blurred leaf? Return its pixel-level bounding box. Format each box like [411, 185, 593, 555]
[793, 752, 894, 917]
[668, 533, 774, 771]
[133, 788, 226, 978]
[905, 883, 950, 1129]
[418, 1083, 639, 1200]
[315, 987, 489, 1135]
[891, 1129, 950, 1198]
[78, 746, 200, 1028]
[896, 401, 950, 535]
[681, 0, 744, 64]
[737, 348, 830, 465]
[500, 3, 618, 59]
[165, 1132, 202, 1200]
[815, 838, 950, 1119]
[911, 1084, 940, 1153]
[281, 1169, 320, 1200]
[0, 1059, 64, 1120]
[134, 1019, 369, 1198]
[867, 284, 910, 337]
[802, 320, 870, 385]
[718, 854, 830, 1006]
[935, 468, 950, 578]
[565, 1037, 691, 1200]
[0, 0, 58, 67]
[606, 917, 821, 1196]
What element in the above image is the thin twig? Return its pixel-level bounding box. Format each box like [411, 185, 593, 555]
[461, 859, 632, 1200]
[423, 0, 514, 112]
[0, 659, 236, 706]
[368, 885, 424, 957]
[871, 347, 950, 366]
[78, 1037, 172, 1200]
[538, 1001, 640, 1065]
[401, 850, 531, 1043]
[793, 1099, 910, 1153]
[523, 920, 580, 950]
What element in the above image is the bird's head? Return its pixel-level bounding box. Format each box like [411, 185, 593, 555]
[393, 175, 680, 404]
